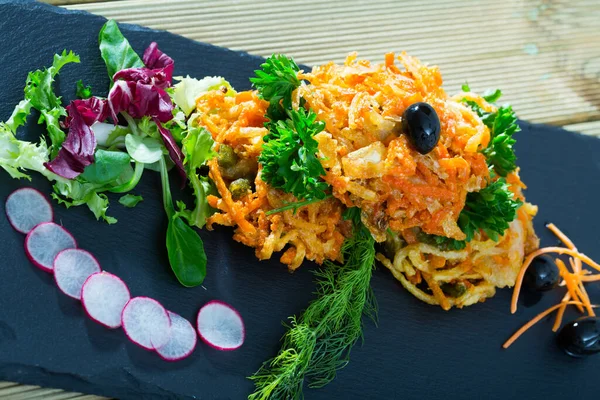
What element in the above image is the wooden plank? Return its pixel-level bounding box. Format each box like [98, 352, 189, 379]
[564, 120, 600, 136]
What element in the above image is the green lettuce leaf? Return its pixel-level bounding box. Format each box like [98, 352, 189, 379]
[76, 79, 93, 99]
[119, 193, 143, 208]
[5, 100, 33, 134]
[80, 149, 131, 184]
[52, 179, 117, 224]
[172, 76, 234, 116]
[98, 19, 144, 82]
[176, 126, 216, 228]
[25, 50, 80, 111]
[0, 123, 53, 180]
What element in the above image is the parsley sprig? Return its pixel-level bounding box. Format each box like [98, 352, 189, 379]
[461, 84, 520, 177]
[251, 54, 301, 121]
[458, 177, 523, 241]
[252, 54, 330, 201]
[259, 107, 329, 200]
[431, 176, 522, 248]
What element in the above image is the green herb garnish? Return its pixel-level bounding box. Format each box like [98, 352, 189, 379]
[119, 194, 143, 208]
[159, 157, 207, 287]
[76, 79, 93, 99]
[462, 88, 519, 177]
[424, 177, 521, 247]
[259, 107, 329, 201]
[266, 193, 334, 215]
[250, 54, 301, 121]
[458, 177, 522, 241]
[98, 19, 144, 82]
[249, 208, 377, 399]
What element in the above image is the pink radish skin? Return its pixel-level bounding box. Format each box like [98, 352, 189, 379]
[81, 272, 131, 329]
[121, 297, 172, 350]
[196, 300, 245, 351]
[25, 222, 77, 273]
[156, 312, 197, 361]
[53, 249, 101, 300]
[5, 187, 53, 234]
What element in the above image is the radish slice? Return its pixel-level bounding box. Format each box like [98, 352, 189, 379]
[156, 312, 197, 361]
[6, 188, 53, 234]
[25, 222, 76, 272]
[81, 272, 130, 329]
[53, 249, 101, 300]
[121, 297, 172, 350]
[196, 300, 245, 351]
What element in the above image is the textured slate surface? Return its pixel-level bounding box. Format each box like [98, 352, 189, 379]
[0, 1, 599, 399]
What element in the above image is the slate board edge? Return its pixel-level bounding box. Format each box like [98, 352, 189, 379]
[1, 2, 599, 400]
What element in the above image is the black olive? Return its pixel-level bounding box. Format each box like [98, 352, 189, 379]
[523, 255, 559, 292]
[401, 102, 441, 154]
[557, 316, 600, 357]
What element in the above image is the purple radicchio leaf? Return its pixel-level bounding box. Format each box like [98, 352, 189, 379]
[154, 117, 187, 185]
[45, 98, 109, 179]
[107, 42, 186, 183]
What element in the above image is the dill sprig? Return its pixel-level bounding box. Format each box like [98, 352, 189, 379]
[248, 208, 377, 399]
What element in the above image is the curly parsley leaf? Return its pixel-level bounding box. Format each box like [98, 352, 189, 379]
[480, 105, 519, 177]
[421, 175, 521, 247]
[462, 90, 519, 177]
[259, 107, 329, 201]
[458, 178, 522, 242]
[250, 54, 301, 121]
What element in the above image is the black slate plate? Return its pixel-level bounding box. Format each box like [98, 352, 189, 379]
[1, 1, 600, 399]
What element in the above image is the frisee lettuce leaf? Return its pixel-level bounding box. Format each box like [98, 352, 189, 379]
[52, 179, 117, 224]
[0, 123, 53, 181]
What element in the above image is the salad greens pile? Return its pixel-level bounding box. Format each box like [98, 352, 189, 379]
[0, 20, 221, 287]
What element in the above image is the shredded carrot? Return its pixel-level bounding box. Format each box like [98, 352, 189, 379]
[555, 259, 584, 313]
[546, 223, 582, 273]
[503, 301, 583, 349]
[552, 293, 571, 332]
[511, 246, 600, 314]
[506, 223, 599, 347]
[580, 275, 600, 282]
[208, 159, 256, 235]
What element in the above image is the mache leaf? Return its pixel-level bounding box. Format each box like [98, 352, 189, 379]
[98, 19, 144, 81]
[80, 149, 131, 184]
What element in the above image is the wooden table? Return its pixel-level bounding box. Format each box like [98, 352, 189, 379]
[2, 0, 599, 399]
